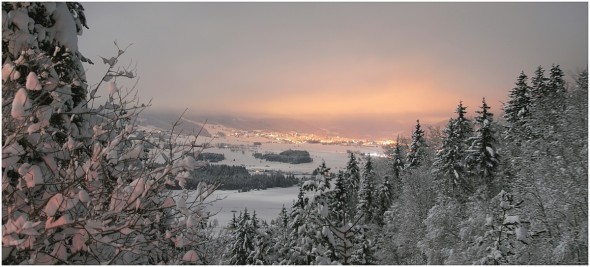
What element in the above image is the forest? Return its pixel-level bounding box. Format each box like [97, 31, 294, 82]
[253, 149, 313, 164]
[1, 2, 587, 265]
[216, 65, 588, 264]
[197, 152, 226, 163]
[167, 164, 299, 191]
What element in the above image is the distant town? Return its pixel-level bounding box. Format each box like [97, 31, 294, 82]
[209, 125, 396, 147]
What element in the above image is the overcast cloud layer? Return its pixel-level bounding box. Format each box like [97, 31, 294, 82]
[79, 2, 588, 135]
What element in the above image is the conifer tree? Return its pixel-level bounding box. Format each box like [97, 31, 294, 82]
[331, 171, 349, 223]
[357, 156, 376, 224]
[389, 135, 405, 199]
[548, 64, 566, 100]
[225, 208, 259, 265]
[345, 152, 361, 215]
[278, 205, 289, 229]
[406, 120, 426, 169]
[466, 98, 499, 191]
[314, 160, 332, 191]
[455, 101, 473, 140]
[375, 178, 394, 226]
[530, 66, 549, 102]
[504, 72, 532, 129]
[433, 101, 474, 198]
[575, 69, 588, 92]
[433, 119, 463, 195]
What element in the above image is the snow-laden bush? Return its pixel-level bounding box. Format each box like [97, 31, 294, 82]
[2, 2, 218, 264]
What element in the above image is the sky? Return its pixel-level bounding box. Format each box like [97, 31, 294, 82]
[78, 2, 588, 137]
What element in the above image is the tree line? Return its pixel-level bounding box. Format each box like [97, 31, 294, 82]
[197, 152, 226, 162]
[167, 164, 299, 191]
[253, 149, 313, 164]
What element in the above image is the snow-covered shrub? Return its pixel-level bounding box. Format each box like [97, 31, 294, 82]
[2, 3, 218, 264]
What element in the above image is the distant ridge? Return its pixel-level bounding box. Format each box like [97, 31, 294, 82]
[138, 111, 211, 137]
[140, 110, 447, 140]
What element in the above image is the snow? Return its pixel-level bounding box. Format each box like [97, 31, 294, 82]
[485, 215, 493, 226]
[8, 8, 31, 32]
[503, 215, 520, 225]
[174, 234, 186, 248]
[177, 195, 187, 210]
[51, 3, 78, 52]
[486, 146, 495, 157]
[319, 204, 329, 218]
[196, 141, 378, 174]
[44, 193, 64, 216]
[515, 226, 528, 242]
[119, 144, 143, 160]
[43, 3, 57, 15]
[182, 250, 199, 262]
[3, 143, 24, 168]
[51, 241, 68, 261]
[197, 186, 300, 230]
[120, 227, 133, 235]
[128, 178, 146, 204]
[162, 197, 175, 208]
[45, 214, 73, 229]
[25, 72, 42, 90]
[186, 215, 199, 228]
[78, 189, 89, 203]
[108, 81, 118, 96]
[101, 57, 117, 67]
[2, 62, 15, 81]
[23, 165, 43, 188]
[4, 215, 40, 236]
[9, 29, 34, 56]
[175, 171, 190, 189]
[11, 88, 31, 119]
[172, 156, 204, 174]
[71, 230, 87, 253]
[44, 77, 59, 91]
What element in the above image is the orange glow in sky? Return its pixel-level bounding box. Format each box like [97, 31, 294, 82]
[80, 2, 587, 137]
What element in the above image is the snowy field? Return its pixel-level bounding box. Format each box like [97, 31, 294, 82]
[153, 123, 386, 229]
[139, 123, 385, 174]
[200, 186, 301, 229]
[204, 141, 384, 174]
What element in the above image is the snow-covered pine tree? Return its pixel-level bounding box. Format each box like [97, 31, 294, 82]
[547, 64, 566, 109]
[278, 162, 377, 265]
[344, 152, 360, 215]
[504, 69, 588, 264]
[278, 204, 289, 229]
[503, 72, 532, 138]
[406, 120, 426, 169]
[433, 118, 463, 196]
[357, 155, 376, 224]
[455, 101, 473, 140]
[330, 171, 349, 224]
[389, 135, 405, 199]
[466, 98, 500, 194]
[384, 127, 436, 264]
[575, 69, 588, 93]
[280, 165, 338, 264]
[375, 177, 394, 226]
[349, 225, 377, 264]
[224, 208, 258, 265]
[433, 101, 474, 198]
[314, 160, 332, 191]
[480, 190, 529, 264]
[530, 66, 549, 102]
[419, 194, 465, 264]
